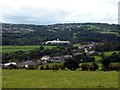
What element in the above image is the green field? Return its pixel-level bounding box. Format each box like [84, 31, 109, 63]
[73, 43, 81, 47]
[96, 31, 119, 36]
[1, 45, 57, 53]
[94, 56, 101, 62]
[93, 51, 120, 62]
[105, 51, 120, 56]
[2, 70, 118, 88]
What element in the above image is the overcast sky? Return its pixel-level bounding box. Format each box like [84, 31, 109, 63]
[0, 0, 119, 25]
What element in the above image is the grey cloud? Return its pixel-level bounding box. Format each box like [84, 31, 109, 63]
[1, 0, 118, 25]
[3, 7, 73, 24]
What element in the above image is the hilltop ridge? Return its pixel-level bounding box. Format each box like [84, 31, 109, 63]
[2, 22, 120, 45]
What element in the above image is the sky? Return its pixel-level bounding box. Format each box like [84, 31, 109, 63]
[0, 0, 119, 25]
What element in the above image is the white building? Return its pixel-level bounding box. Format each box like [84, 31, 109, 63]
[41, 56, 50, 61]
[89, 50, 96, 54]
[4, 62, 16, 66]
[45, 39, 70, 45]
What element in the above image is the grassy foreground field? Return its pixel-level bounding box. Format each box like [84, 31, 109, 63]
[2, 70, 118, 88]
[1, 45, 56, 53]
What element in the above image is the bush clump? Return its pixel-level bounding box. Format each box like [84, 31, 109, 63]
[81, 64, 90, 71]
[26, 64, 37, 70]
[40, 66, 44, 70]
[89, 63, 99, 71]
[109, 64, 120, 71]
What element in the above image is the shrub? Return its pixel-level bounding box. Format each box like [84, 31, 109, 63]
[26, 64, 37, 70]
[64, 58, 80, 70]
[109, 64, 120, 71]
[45, 65, 50, 70]
[58, 64, 64, 70]
[40, 66, 44, 70]
[52, 64, 59, 70]
[89, 63, 99, 71]
[2, 65, 9, 69]
[8, 64, 17, 69]
[64, 68, 69, 71]
[101, 56, 111, 71]
[81, 64, 90, 71]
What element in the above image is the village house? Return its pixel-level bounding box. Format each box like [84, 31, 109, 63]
[51, 56, 64, 63]
[63, 55, 72, 59]
[35, 59, 42, 65]
[41, 56, 50, 64]
[17, 60, 37, 68]
[3, 62, 17, 67]
[89, 50, 96, 55]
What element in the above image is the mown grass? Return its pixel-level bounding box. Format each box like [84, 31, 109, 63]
[2, 70, 118, 88]
[1, 45, 56, 53]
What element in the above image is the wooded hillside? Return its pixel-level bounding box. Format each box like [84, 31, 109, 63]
[2, 23, 120, 45]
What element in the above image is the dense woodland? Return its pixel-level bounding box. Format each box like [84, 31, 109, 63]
[2, 23, 120, 45]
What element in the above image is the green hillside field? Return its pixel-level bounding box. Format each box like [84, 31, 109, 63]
[2, 70, 118, 88]
[1, 45, 56, 53]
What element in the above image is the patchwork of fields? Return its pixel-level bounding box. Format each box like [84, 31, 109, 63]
[1, 45, 119, 88]
[1, 45, 119, 55]
[2, 70, 118, 88]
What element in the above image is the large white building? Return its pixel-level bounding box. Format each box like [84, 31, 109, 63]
[3, 62, 16, 66]
[45, 39, 70, 45]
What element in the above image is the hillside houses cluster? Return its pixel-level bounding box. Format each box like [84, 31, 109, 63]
[2, 23, 34, 33]
[2, 42, 98, 69]
[2, 55, 73, 69]
[80, 42, 98, 55]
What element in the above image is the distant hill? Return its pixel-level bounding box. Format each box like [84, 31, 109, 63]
[2, 23, 120, 45]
